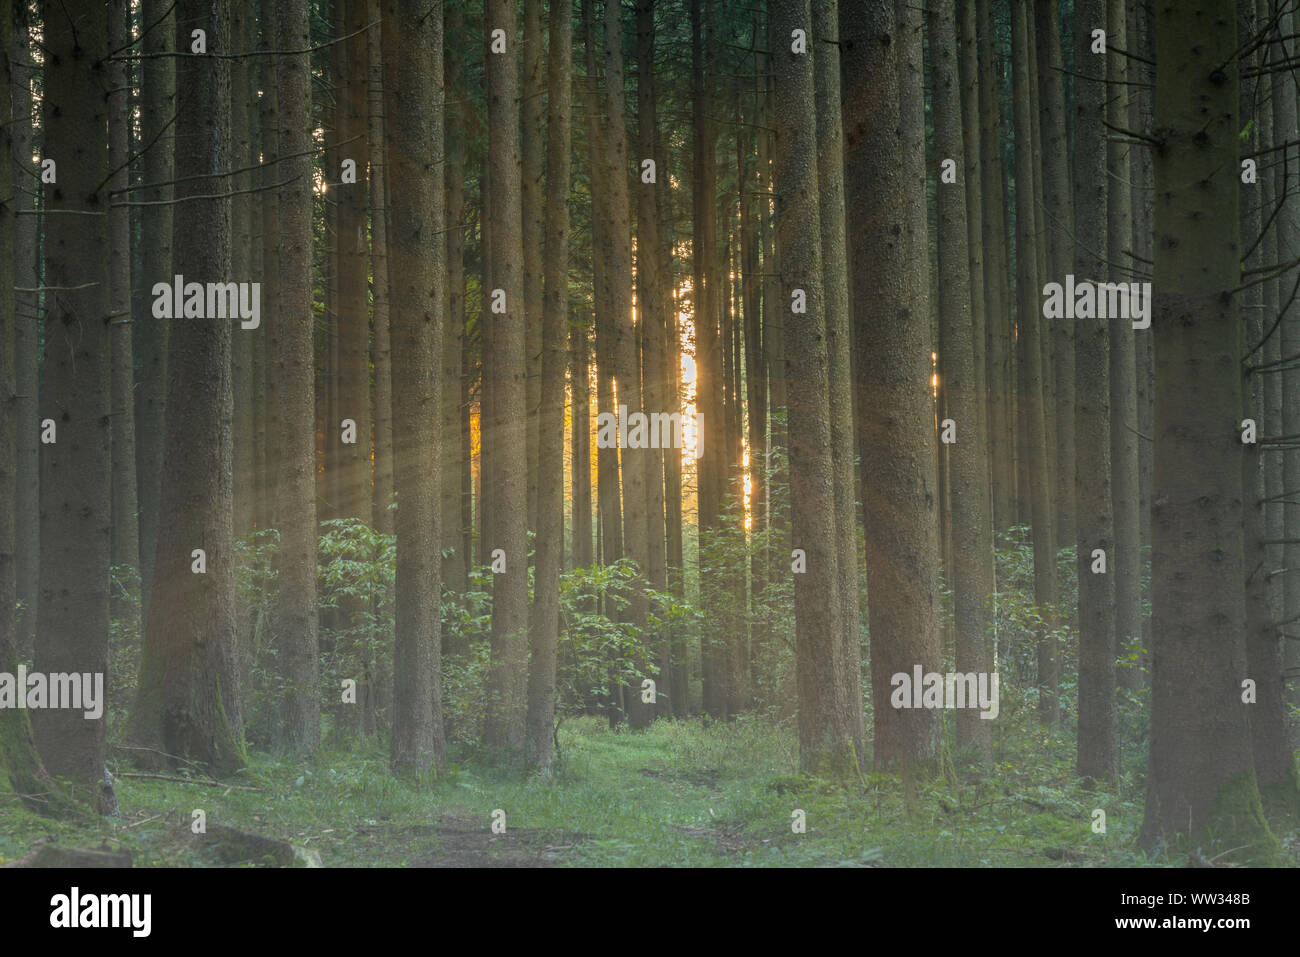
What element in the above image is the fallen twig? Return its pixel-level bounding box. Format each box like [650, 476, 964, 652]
[117, 772, 263, 792]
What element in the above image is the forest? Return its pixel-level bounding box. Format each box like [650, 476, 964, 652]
[0, 0, 1298, 873]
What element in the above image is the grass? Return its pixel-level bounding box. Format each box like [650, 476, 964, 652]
[2, 714, 1297, 867]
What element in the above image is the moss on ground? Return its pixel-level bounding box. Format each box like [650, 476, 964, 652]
[0, 716, 1296, 867]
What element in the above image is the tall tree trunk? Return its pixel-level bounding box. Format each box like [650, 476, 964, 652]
[10, 0, 36, 654]
[1107, 0, 1142, 698]
[1131, 0, 1154, 689]
[637, 0, 671, 719]
[772, 0, 855, 775]
[1026, 7, 1057, 567]
[1241, 0, 1293, 791]
[442, 0, 468, 597]
[692, 0, 726, 719]
[931, 0, 994, 758]
[1275, 0, 1300, 716]
[481, 138, 496, 562]
[108, 0, 138, 585]
[134, 0, 175, 619]
[230, 2, 254, 541]
[977, 0, 1015, 531]
[383, 0, 448, 775]
[523, 0, 544, 536]
[756, 40, 784, 716]
[337, 0, 371, 528]
[725, 223, 747, 717]
[958, 0, 995, 745]
[813, 0, 865, 767]
[1010, 0, 1058, 725]
[481, 0, 530, 755]
[1, 0, 66, 815]
[1036, 0, 1074, 549]
[572, 317, 594, 570]
[662, 162, 688, 716]
[1074, 0, 1118, 779]
[1142, 0, 1276, 860]
[32, 0, 114, 803]
[259, 2, 282, 532]
[602, 0, 652, 730]
[370, 0, 394, 533]
[742, 19, 771, 715]
[272, 0, 321, 755]
[527, 0, 572, 771]
[134, 0, 245, 774]
[1257, 0, 1283, 713]
[461, 304, 474, 573]
[585, 0, 623, 611]
[842, 0, 942, 772]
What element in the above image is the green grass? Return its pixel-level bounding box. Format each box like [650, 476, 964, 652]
[2, 715, 1297, 867]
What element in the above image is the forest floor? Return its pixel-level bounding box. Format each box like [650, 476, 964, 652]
[3, 715, 1299, 867]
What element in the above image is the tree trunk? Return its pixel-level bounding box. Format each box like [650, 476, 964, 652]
[134, 0, 245, 774]
[1257, 0, 1283, 717]
[931, 0, 995, 759]
[32, 0, 114, 803]
[1072, 0, 1118, 778]
[1010, 0, 1058, 725]
[481, 0, 530, 756]
[1141, 0, 1276, 861]
[370, 0, 394, 534]
[813, 0, 865, 767]
[637, 0, 671, 719]
[10, 0, 37, 654]
[602, 0, 652, 730]
[1131, 0, 1155, 690]
[585, 0, 623, 620]
[757, 40, 783, 716]
[527, 0, 572, 771]
[1241, 0, 1294, 792]
[259, 2, 282, 532]
[270, 0, 321, 755]
[1275, 1, 1300, 720]
[1026, 8, 1057, 574]
[335, 0, 371, 530]
[693, 0, 726, 720]
[772, 0, 855, 775]
[442, 1, 467, 597]
[230, 1, 254, 541]
[842, 0, 942, 772]
[383, 0, 448, 776]
[572, 317, 594, 570]
[1107, 0, 1143, 699]
[107, 0, 139, 586]
[134, 0, 175, 619]
[743, 22, 772, 715]
[977, 0, 1015, 531]
[523, 0, 544, 537]
[1036, 0, 1074, 549]
[0, 0, 68, 816]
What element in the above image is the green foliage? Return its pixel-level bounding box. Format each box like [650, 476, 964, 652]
[10, 714, 1290, 867]
[106, 564, 142, 740]
[317, 518, 396, 734]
